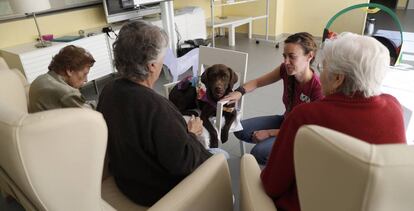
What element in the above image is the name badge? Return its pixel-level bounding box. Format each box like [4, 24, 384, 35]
[300, 93, 310, 103]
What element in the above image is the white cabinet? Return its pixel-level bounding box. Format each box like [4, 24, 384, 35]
[0, 33, 114, 83]
[72, 34, 114, 81]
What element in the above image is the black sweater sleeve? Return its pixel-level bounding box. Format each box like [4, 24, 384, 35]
[151, 96, 212, 175]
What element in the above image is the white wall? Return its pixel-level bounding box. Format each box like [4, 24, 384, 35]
[283, 0, 369, 37]
[397, 0, 408, 9]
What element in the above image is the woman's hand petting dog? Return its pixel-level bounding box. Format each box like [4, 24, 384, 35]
[252, 129, 280, 143]
[187, 115, 204, 136]
[221, 91, 242, 104]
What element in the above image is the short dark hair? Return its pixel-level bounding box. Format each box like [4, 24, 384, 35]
[284, 32, 317, 64]
[48, 45, 95, 74]
[113, 20, 168, 81]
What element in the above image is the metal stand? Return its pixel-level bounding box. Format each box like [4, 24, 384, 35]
[254, 0, 279, 48]
[160, 1, 177, 54]
[32, 12, 51, 48]
[210, 0, 216, 47]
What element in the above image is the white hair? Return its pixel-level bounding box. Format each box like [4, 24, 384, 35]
[321, 32, 390, 97]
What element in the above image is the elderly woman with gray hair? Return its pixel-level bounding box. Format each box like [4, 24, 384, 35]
[260, 32, 406, 211]
[97, 20, 211, 206]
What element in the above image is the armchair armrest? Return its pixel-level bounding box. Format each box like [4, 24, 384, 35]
[240, 154, 277, 211]
[216, 99, 241, 147]
[149, 154, 233, 211]
[216, 100, 230, 133]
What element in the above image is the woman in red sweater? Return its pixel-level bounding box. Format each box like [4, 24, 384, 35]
[260, 32, 406, 211]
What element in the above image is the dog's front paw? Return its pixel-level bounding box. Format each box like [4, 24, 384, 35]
[209, 136, 219, 148]
[221, 132, 229, 144]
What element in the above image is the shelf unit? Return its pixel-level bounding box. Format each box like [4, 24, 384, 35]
[208, 0, 271, 47]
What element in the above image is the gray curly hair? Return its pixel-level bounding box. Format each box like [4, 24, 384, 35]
[113, 20, 168, 81]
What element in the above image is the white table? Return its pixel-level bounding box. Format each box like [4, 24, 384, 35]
[208, 0, 271, 47]
[207, 16, 252, 46]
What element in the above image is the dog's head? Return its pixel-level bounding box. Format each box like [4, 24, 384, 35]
[201, 64, 238, 101]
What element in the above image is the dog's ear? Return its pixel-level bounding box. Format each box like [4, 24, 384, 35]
[228, 67, 238, 88]
[201, 67, 209, 86]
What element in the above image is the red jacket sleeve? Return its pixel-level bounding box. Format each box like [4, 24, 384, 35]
[260, 111, 302, 198]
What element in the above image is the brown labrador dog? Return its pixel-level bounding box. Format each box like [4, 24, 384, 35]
[169, 64, 238, 148]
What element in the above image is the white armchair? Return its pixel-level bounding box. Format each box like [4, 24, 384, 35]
[295, 125, 414, 211]
[240, 154, 277, 211]
[102, 154, 233, 211]
[240, 124, 414, 211]
[0, 68, 115, 211]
